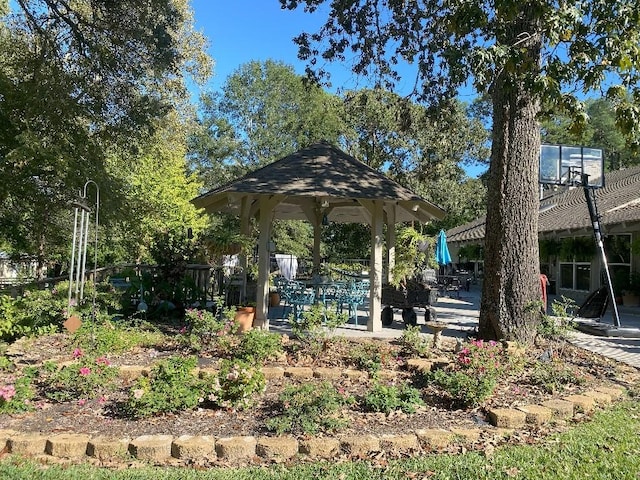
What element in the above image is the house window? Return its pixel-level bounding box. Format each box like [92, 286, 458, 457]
[604, 234, 631, 293]
[558, 235, 593, 291]
[559, 262, 591, 291]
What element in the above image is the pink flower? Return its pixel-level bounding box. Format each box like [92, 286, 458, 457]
[97, 396, 107, 405]
[95, 356, 110, 366]
[179, 326, 187, 334]
[78, 399, 86, 406]
[79, 367, 91, 376]
[0, 385, 16, 402]
[72, 348, 83, 359]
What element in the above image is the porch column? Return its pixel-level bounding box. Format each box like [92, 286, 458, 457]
[386, 204, 396, 285]
[368, 200, 384, 332]
[255, 196, 273, 330]
[239, 196, 250, 303]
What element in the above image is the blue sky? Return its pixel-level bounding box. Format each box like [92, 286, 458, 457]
[192, 0, 373, 94]
[191, 1, 481, 99]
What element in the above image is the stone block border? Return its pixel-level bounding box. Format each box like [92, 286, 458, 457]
[1, 357, 630, 466]
[0, 381, 626, 466]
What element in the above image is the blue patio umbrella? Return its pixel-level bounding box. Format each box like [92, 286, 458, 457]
[435, 230, 452, 266]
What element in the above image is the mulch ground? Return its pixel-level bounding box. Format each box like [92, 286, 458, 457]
[0, 329, 638, 448]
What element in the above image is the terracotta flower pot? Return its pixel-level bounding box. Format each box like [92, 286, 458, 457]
[234, 306, 255, 333]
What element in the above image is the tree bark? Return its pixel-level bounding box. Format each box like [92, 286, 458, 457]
[479, 12, 542, 344]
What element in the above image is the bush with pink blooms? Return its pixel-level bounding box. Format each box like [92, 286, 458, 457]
[41, 348, 118, 403]
[431, 339, 513, 408]
[0, 365, 37, 414]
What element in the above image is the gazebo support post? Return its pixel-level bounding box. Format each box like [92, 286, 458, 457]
[239, 197, 251, 304]
[368, 200, 384, 332]
[313, 224, 321, 274]
[255, 197, 273, 329]
[386, 204, 396, 285]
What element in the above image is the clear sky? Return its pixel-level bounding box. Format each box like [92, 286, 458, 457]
[191, 0, 377, 94]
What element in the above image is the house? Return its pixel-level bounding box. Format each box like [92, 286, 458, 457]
[0, 252, 37, 287]
[446, 165, 640, 303]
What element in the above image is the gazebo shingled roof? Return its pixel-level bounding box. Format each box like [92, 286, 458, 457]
[193, 141, 445, 224]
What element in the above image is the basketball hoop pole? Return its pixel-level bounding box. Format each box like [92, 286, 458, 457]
[581, 173, 621, 328]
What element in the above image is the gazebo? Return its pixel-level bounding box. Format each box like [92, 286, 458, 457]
[192, 141, 445, 332]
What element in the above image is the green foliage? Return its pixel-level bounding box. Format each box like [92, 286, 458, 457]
[391, 226, 434, 285]
[205, 359, 266, 410]
[71, 319, 165, 356]
[399, 325, 431, 357]
[359, 381, 425, 414]
[235, 329, 283, 363]
[0, 366, 37, 414]
[192, 59, 344, 188]
[0, 280, 123, 342]
[348, 341, 387, 376]
[265, 381, 354, 435]
[289, 302, 348, 348]
[178, 308, 238, 353]
[528, 360, 586, 394]
[147, 229, 203, 309]
[41, 354, 118, 403]
[1, 1, 210, 267]
[537, 296, 577, 340]
[431, 339, 509, 407]
[124, 356, 202, 419]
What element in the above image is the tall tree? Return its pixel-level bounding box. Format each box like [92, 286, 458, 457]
[190, 60, 344, 188]
[281, 0, 640, 343]
[105, 112, 206, 264]
[339, 89, 488, 232]
[0, 0, 210, 275]
[541, 98, 640, 170]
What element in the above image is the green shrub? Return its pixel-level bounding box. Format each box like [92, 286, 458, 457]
[528, 359, 586, 394]
[0, 280, 122, 342]
[349, 342, 386, 376]
[290, 302, 348, 339]
[124, 356, 202, 418]
[431, 339, 509, 408]
[72, 319, 165, 355]
[399, 325, 430, 357]
[205, 359, 265, 410]
[236, 329, 283, 363]
[41, 352, 119, 403]
[265, 381, 354, 435]
[432, 369, 497, 408]
[178, 307, 237, 354]
[538, 296, 577, 340]
[360, 381, 425, 414]
[0, 366, 37, 414]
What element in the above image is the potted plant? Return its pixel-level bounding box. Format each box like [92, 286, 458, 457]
[622, 272, 640, 307]
[390, 226, 435, 287]
[234, 303, 256, 333]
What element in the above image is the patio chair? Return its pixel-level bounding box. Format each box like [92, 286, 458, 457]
[287, 284, 316, 323]
[338, 280, 369, 325]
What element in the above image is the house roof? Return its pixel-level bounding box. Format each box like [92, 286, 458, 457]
[192, 141, 446, 224]
[447, 165, 640, 243]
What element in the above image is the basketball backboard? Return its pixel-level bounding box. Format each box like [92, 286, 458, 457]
[539, 144, 604, 188]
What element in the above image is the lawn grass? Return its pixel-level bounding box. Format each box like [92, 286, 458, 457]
[1, 399, 639, 480]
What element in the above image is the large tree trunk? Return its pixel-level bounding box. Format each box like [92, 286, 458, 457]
[479, 14, 542, 344]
